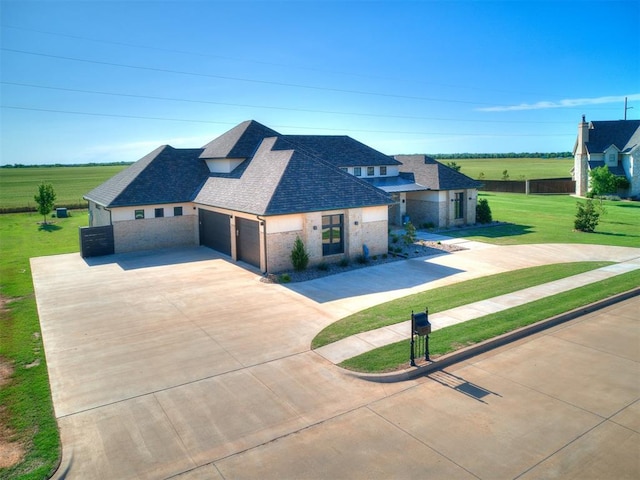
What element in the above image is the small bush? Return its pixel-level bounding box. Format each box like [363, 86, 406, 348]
[381, 253, 388, 259]
[574, 199, 599, 233]
[317, 262, 329, 271]
[290, 236, 309, 271]
[422, 222, 435, 229]
[279, 273, 291, 283]
[403, 221, 417, 245]
[391, 234, 399, 243]
[356, 254, 368, 264]
[371, 255, 378, 261]
[476, 198, 493, 224]
[339, 257, 350, 267]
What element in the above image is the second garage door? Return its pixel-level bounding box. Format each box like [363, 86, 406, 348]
[199, 209, 231, 256]
[236, 218, 260, 268]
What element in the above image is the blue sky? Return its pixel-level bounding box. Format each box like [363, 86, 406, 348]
[1, 0, 639, 165]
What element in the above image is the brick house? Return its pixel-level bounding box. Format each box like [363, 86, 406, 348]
[84, 120, 480, 272]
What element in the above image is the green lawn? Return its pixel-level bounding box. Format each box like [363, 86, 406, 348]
[0, 165, 129, 211]
[450, 157, 573, 180]
[0, 211, 88, 479]
[450, 193, 640, 247]
[312, 261, 613, 349]
[340, 269, 640, 373]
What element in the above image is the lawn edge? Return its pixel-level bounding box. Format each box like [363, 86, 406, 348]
[343, 286, 640, 383]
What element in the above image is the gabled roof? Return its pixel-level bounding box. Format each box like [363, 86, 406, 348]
[84, 146, 209, 207]
[394, 155, 481, 190]
[585, 120, 640, 154]
[281, 135, 401, 167]
[194, 137, 392, 215]
[200, 120, 280, 159]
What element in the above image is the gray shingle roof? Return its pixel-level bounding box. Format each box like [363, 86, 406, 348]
[84, 146, 209, 207]
[194, 137, 392, 215]
[280, 135, 401, 167]
[585, 120, 640, 154]
[200, 120, 280, 159]
[587, 161, 627, 177]
[394, 155, 481, 190]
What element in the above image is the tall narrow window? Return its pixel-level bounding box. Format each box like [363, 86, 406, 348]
[155, 208, 164, 218]
[354, 167, 362, 176]
[380, 166, 387, 176]
[367, 166, 375, 176]
[322, 214, 344, 255]
[454, 192, 464, 219]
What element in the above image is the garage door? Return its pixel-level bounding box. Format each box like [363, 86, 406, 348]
[236, 217, 260, 268]
[199, 209, 231, 256]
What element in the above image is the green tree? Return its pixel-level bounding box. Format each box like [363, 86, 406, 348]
[476, 198, 493, 224]
[34, 182, 56, 224]
[403, 221, 417, 245]
[290, 236, 309, 271]
[589, 166, 617, 198]
[574, 199, 599, 233]
[501, 169, 510, 181]
[445, 161, 461, 172]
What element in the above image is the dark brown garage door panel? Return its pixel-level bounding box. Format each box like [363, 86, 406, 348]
[236, 218, 260, 268]
[199, 209, 231, 256]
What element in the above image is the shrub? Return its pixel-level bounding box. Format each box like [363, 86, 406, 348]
[422, 222, 435, 229]
[356, 254, 368, 264]
[317, 262, 329, 271]
[574, 199, 599, 233]
[339, 257, 350, 267]
[403, 221, 417, 245]
[279, 273, 291, 283]
[290, 236, 309, 271]
[476, 198, 493, 224]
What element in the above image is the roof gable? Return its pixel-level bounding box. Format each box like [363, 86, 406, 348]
[395, 155, 481, 190]
[585, 120, 640, 154]
[200, 120, 280, 159]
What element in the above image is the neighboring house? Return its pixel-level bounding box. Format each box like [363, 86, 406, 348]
[84, 120, 480, 272]
[573, 116, 640, 198]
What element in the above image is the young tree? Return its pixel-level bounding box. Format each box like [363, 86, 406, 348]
[290, 236, 309, 271]
[501, 169, 510, 181]
[574, 199, 599, 233]
[445, 161, 461, 172]
[589, 166, 617, 198]
[34, 182, 56, 224]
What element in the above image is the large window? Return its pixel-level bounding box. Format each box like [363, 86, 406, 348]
[454, 192, 464, 219]
[322, 214, 344, 256]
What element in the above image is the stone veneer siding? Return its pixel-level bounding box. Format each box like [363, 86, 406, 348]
[114, 215, 198, 253]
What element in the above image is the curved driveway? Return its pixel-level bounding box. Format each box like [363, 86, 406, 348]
[31, 243, 639, 479]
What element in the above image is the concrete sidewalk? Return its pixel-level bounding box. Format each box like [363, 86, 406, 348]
[315, 256, 640, 364]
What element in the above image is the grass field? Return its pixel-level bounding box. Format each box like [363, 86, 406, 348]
[448, 157, 573, 180]
[0, 165, 129, 211]
[0, 211, 88, 479]
[451, 193, 640, 247]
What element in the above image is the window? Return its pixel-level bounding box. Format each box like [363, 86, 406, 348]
[155, 208, 164, 218]
[174, 206, 183, 216]
[380, 166, 387, 176]
[354, 167, 362, 176]
[454, 192, 464, 219]
[367, 166, 375, 176]
[135, 209, 145, 220]
[339, 167, 348, 172]
[608, 153, 617, 164]
[322, 214, 344, 256]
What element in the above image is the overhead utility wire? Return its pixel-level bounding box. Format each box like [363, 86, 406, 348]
[1, 24, 544, 96]
[1, 81, 567, 124]
[1, 47, 501, 106]
[0, 105, 574, 137]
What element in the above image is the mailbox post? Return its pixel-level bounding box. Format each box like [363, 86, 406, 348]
[410, 309, 431, 366]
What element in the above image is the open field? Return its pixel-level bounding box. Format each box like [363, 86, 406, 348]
[449, 157, 573, 180]
[0, 165, 129, 211]
[451, 193, 640, 247]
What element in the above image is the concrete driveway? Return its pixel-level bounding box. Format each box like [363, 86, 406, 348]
[31, 244, 640, 479]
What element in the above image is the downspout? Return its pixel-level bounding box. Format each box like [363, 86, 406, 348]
[257, 215, 268, 274]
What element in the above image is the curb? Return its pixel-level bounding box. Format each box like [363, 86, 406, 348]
[345, 286, 640, 383]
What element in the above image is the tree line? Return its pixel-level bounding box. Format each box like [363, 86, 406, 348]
[1, 161, 134, 168]
[430, 152, 572, 159]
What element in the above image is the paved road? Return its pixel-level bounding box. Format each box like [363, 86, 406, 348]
[30, 244, 639, 479]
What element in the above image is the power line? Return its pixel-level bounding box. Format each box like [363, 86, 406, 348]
[1, 47, 501, 106]
[1, 81, 568, 124]
[1, 105, 574, 137]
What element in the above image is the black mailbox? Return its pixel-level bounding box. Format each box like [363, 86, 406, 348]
[413, 311, 431, 336]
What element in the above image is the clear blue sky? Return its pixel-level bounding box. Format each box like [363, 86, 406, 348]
[1, 0, 639, 165]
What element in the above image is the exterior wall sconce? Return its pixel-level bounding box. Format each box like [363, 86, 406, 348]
[313, 225, 317, 230]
